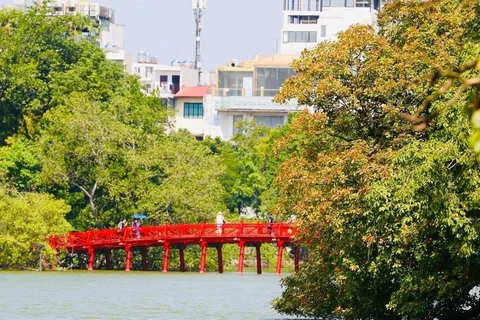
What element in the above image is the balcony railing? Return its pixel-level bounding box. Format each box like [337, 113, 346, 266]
[206, 96, 303, 112]
[209, 88, 281, 97]
[159, 84, 180, 95]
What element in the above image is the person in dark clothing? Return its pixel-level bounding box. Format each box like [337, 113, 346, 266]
[267, 215, 274, 235]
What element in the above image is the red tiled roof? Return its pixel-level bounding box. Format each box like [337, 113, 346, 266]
[175, 86, 209, 98]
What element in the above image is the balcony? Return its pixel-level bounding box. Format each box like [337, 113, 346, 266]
[209, 87, 281, 97]
[205, 95, 302, 112]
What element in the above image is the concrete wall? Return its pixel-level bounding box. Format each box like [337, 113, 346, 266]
[100, 22, 125, 50]
[174, 97, 205, 136]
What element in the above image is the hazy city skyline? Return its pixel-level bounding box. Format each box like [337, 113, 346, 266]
[0, 0, 282, 71]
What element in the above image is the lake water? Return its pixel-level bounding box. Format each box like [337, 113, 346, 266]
[0, 271, 304, 320]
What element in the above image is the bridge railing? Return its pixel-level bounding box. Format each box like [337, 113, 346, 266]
[49, 222, 297, 250]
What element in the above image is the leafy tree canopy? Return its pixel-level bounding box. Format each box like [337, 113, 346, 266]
[272, 0, 480, 319]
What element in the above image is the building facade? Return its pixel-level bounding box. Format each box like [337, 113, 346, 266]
[203, 54, 305, 140]
[25, 0, 127, 65]
[174, 87, 210, 138]
[279, 0, 382, 55]
[131, 60, 200, 106]
[198, 0, 387, 140]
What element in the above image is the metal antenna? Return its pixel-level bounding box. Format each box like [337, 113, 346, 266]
[193, 0, 206, 85]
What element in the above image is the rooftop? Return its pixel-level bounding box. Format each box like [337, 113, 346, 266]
[175, 86, 210, 98]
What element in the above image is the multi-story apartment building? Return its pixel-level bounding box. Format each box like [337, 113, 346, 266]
[8, 0, 128, 66]
[131, 58, 200, 107]
[194, 0, 386, 140]
[280, 0, 382, 54]
[203, 54, 304, 140]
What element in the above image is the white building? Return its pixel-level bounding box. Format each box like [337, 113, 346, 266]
[196, 0, 386, 140]
[202, 54, 306, 141]
[174, 86, 210, 139]
[131, 58, 200, 106]
[165, 0, 387, 140]
[26, 0, 127, 65]
[279, 0, 382, 55]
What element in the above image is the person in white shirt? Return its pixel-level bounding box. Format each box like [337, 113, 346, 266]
[216, 211, 226, 235]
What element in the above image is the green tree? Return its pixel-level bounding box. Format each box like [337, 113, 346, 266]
[0, 187, 71, 269]
[0, 5, 95, 144]
[0, 138, 40, 192]
[272, 0, 480, 319]
[132, 130, 226, 225]
[204, 119, 294, 216]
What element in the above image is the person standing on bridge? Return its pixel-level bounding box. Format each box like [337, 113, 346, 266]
[117, 219, 127, 231]
[132, 218, 141, 239]
[216, 211, 226, 235]
[267, 214, 274, 235]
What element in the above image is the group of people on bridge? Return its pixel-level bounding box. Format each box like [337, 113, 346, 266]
[117, 218, 141, 238]
[115, 212, 297, 238]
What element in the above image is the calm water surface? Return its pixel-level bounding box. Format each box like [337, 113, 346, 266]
[0, 271, 304, 320]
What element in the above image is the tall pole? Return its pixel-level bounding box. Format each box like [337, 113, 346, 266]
[193, 0, 205, 85]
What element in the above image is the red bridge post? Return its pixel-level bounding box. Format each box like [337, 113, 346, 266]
[87, 247, 95, 271]
[142, 247, 148, 271]
[276, 240, 284, 275]
[256, 244, 262, 275]
[217, 244, 223, 274]
[125, 245, 132, 272]
[199, 241, 207, 273]
[238, 241, 245, 275]
[179, 245, 186, 272]
[163, 242, 170, 273]
[105, 249, 112, 270]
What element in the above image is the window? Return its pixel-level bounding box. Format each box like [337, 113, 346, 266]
[282, 31, 317, 43]
[145, 84, 151, 94]
[218, 71, 253, 96]
[184, 103, 203, 118]
[356, 0, 371, 7]
[289, 15, 319, 24]
[254, 116, 285, 128]
[321, 25, 327, 37]
[233, 115, 243, 134]
[160, 75, 168, 82]
[255, 67, 295, 95]
[296, 31, 309, 42]
[330, 0, 345, 6]
[322, 0, 358, 6]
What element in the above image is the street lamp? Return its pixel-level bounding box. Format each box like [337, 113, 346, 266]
[192, 0, 207, 85]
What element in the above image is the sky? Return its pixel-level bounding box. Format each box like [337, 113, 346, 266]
[0, 0, 283, 71]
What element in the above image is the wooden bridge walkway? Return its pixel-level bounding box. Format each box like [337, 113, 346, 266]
[50, 222, 299, 274]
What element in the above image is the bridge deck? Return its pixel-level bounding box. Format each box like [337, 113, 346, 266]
[50, 222, 299, 274]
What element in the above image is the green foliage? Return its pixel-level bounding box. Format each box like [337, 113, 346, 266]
[272, 0, 480, 319]
[0, 138, 40, 192]
[204, 119, 294, 216]
[0, 6, 228, 270]
[0, 188, 71, 269]
[132, 130, 226, 225]
[0, 5, 96, 143]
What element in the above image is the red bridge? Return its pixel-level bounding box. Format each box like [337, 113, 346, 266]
[50, 222, 299, 275]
